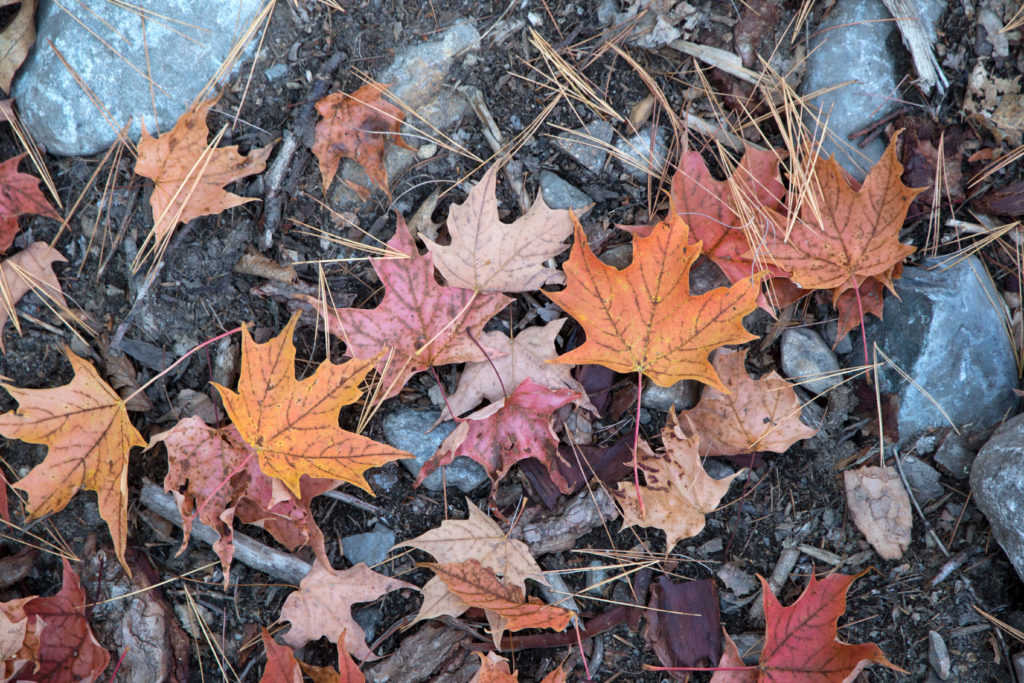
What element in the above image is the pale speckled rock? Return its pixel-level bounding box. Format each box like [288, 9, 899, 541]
[971, 413, 1024, 582]
[381, 408, 488, 493]
[538, 171, 593, 212]
[780, 328, 842, 396]
[615, 126, 668, 179]
[554, 120, 614, 171]
[343, 525, 396, 567]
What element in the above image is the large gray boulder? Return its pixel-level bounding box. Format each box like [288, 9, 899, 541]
[971, 414, 1024, 582]
[12, 0, 266, 155]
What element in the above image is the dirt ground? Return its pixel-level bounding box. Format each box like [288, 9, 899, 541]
[1, 0, 1023, 680]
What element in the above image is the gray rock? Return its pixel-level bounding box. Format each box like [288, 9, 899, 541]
[596, 0, 619, 27]
[381, 408, 488, 493]
[554, 120, 614, 172]
[800, 0, 901, 179]
[900, 455, 943, 503]
[538, 171, 593, 213]
[933, 434, 974, 480]
[928, 630, 951, 680]
[342, 525, 396, 567]
[971, 414, 1024, 582]
[367, 463, 400, 492]
[854, 256, 1018, 446]
[615, 126, 668, 179]
[12, 0, 266, 156]
[780, 328, 842, 396]
[641, 379, 700, 412]
[264, 63, 288, 82]
[824, 320, 854, 356]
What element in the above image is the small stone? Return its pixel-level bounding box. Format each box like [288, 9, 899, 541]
[698, 537, 724, 555]
[598, 244, 631, 269]
[641, 379, 700, 412]
[971, 414, 1024, 582]
[352, 604, 382, 643]
[342, 525, 396, 568]
[823, 320, 854, 356]
[933, 433, 974, 480]
[584, 561, 609, 595]
[596, 0, 619, 26]
[702, 458, 736, 481]
[928, 630, 951, 680]
[367, 463, 400, 492]
[614, 126, 668, 179]
[717, 563, 757, 596]
[554, 120, 614, 172]
[381, 408, 488, 493]
[417, 143, 438, 159]
[899, 455, 944, 503]
[264, 63, 288, 82]
[780, 328, 842, 396]
[538, 171, 593, 213]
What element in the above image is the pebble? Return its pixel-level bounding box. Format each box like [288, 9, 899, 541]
[342, 525, 396, 568]
[899, 455, 944, 503]
[641, 379, 700, 412]
[854, 256, 1019, 446]
[614, 126, 668, 179]
[13, 0, 265, 155]
[928, 630, 951, 680]
[381, 408, 488, 493]
[264, 63, 288, 82]
[554, 120, 614, 172]
[780, 328, 842, 396]
[933, 433, 974, 480]
[538, 171, 593, 213]
[970, 413, 1024, 582]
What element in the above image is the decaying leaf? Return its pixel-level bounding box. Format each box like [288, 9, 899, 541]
[0, 241, 67, 351]
[844, 465, 912, 560]
[0, 594, 38, 683]
[0, 153, 60, 252]
[679, 348, 817, 455]
[213, 313, 410, 499]
[280, 560, 417, 661]
[547, 213, 760, 391]
[260, 628, 302, 683]
[470, 652, 518, 683]
[646, 576, 721, 679]
[421, 166, 573, 292]
[0, 349, 145, 573]
[0, 0, 37, 94]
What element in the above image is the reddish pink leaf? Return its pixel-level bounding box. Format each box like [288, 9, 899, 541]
[0, 154, 60, 254]
[260, 627, 302, 683]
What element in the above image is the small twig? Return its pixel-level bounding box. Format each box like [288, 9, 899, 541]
[458, 85, 528, 213]
[322, 489, 384, 516]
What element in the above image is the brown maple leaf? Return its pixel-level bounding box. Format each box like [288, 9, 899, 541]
[678, 348, 817, 456]
[0, 349, 145, 573]
[134, 99, 274, 268]
[615, 413, 739, 547]
[0, 241, 67, 351]
[213, 313, 409, 499]
[546, 213, 761, 391]
[0, 154, 60, 252]
[421, 166, 574, 292]
[307, 216, 511, 398]
[0, 0, 38, 94]
[0, 594, 39, 681]
[280, 560, 417, 661]
[313, 82, 411, 197]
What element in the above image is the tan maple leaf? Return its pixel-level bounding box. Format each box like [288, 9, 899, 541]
[421, 166, 574, 292]
[134, 99, 274, 269]
[0, 242, 67, 352]
[615, 414, 740, 547]
[844, 465, 912, 560]
[0, 349, 145, 573]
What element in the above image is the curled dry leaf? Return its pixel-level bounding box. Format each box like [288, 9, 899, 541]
[421, 166, 574, 292]
[260, 627, 302, 683]
[0, 153, 60, 253]
[0, 242, 67, 352]
[0, 0, 38, 94]
[679, 348, 817, 456]
[0, 594, 38, 683]
[843, 465, 912, 560]
[470, 652, 518, 683]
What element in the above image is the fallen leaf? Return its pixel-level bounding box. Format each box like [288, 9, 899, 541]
[540, 668, 568, 683]
[309, 216, 511, 398]
[0, 595, 37, 683]
[280, 560, 417, 660]
[260, 628, 302, 683]
[615, 414, 740, 547]
[0, 349, 145, 573]
[410, 575, 471, 624]
[421, 166, 573, 292]
[313, 82, 410, 196]
[678, 348, 817, 456]
[713, 572, 903, 682]
[646, 576, 721, 680]
[427, 559, 573, 648]
[547, 213, 760, 391]
[710, 631, 755, 683]
[0, 242, 67, 351]
[417, 378, 579, 494]
[844, 465, 912, 560]
[15, 559, 109, 683]
[0, 153, 60, 252]
[298, 630, 365, 683]
[470, 652, 518, 683]
[439, 319, 595, 421]
[0, 0, 37, 94]
[134, 99, 274, 266]
[396, 499, 546, 593]
[833, 269, 891, 342]
[213, 313, 410, 499]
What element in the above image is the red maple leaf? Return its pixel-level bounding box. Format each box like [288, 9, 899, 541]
[0, 154, 60, 253]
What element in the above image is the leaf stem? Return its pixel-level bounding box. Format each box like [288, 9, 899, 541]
[633, 370, 645, 519]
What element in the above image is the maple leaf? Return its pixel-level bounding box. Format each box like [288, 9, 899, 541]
[417, 378, 579, 494]
[0, 349, 145, 573]
[14, 559, 109, 683]
[313, 82, 411, 196]
[134, 99, 274, 267]
[279, 560, 417, 661]
[439, 319, 596, 421]
[546, 213, 761, 391]
[261, 627, 302, 683]
[470, 652, 518, 683]
[833, 265, 895, 341]
[0, 241, 67, 351]
[0, 595, 38, 683]
[421, 166, 573, 292]
[615, 414, 740, 547]
[308, 216, 511, 398]
[396, 499, 547, 593]
[0, 154, 60, 252]
[759, 134, 921, 296]
[0, 0, 38, 93]
[678, 348, 817, 456]
[712, 572, 904, 682]
[427, 559, 573, 648]
[213, 313, 410, 499]
[843, 465, 911, 560]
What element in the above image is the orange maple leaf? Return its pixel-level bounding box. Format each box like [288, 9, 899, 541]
[712, 572, 904, 682]
[678, 348, 817, 456]
[0, 153, 60, 253]
[312, 82, 412, 197]
[134, 99, 274, 268]
[213, 313, 410, 499]
[0, 350, 145, 573]
[471, 652, 519, 683]
[546, 213, 761, 391]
